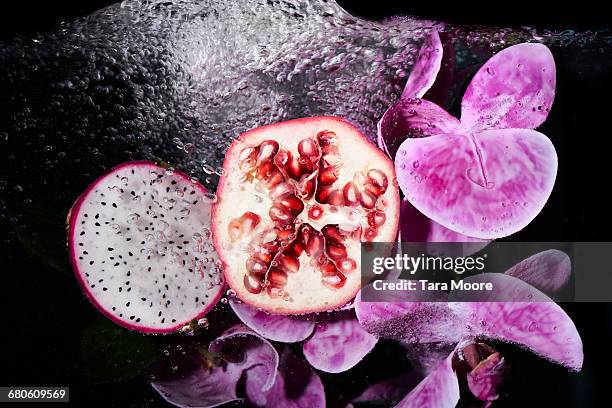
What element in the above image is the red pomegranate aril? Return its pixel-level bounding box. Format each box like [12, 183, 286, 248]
[343, 182, 360, 205]
[269, 182, 293, 200]
[244, 273, 264, 294]
[305, 231, 324, 256]
[322, 225, 343, 243]
[316, 185, 334, 203]
[364, 227, 378, 241]
[298, 137, 320, 157]
[269, 269, 288, 286]
[338, 258, 357, 273]
[280, 195, 305, 213]
[367, 169, 388, 193]
[239, 147, 257, 169]
[327, 190, 344, 206]
[368, 210, 386, 227]
[360, 190, 377, 209]
[286, 152, 304, 179]
[228, 212, 261, 241]
[256, 140, 279, 164]
[256, 161, 274, 180]
[291, 241, 305, 257]
[269, 205, 293, 225]
[327, 243, 347, 260]
[275, 227, 294, 241]
[298, 177, 316, 199]
[278, 253, 300, 273]
[308, 204, 324, 220]
[322, 271, 347, 289]
[246, 257, 267, 274]
[319, 167, 338, 184]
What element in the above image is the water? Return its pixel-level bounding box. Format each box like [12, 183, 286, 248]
[1, 1, 612, 407]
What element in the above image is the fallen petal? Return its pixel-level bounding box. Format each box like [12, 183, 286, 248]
[403, 29, 443, 99]
[461, 43, 556, 132]
[400, 200, 489, 256]
[396, 128, 557, 239]
[151, 325, 279, 408]
[450, 274, 583, 371]
[229, 298, 316, 343]
[245, 349, 325, 408]
[303, 310, 377, 373]
[378, 98, 460, 158]
[396, 349, 460, 408]
[504, 249, 571, 295]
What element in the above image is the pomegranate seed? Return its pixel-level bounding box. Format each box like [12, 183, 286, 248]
[244, 273, 263, 294]
[246, 258, 267, 274]
[267, 286, 285, 298]
[228, 219, 242, 241]
[319, 167, 338, 184]
[308, 204, 324, 220]
[298, 177, 316, 199]
[305, 231, 324, 255]
[287, 152, 303, 179]
[239, 147, 257, 169]
[275, 227, 293, 241]
[327, 243, 347, 260]
[367, 211, 386, 227]
[280, 195, 305, 213]
[269, 182, 293, 199]
[360, 190, 377, 209]
[269, 269, 288, 286]
[316, 185, 334, 203]
[256, 161, 274, 180]
[322, 272, 346, 289]
[254, 247, 273, 263]
[366, 169, 388, 195]
[364, 227, 378, 241]
[342, 182, 360, 205]
[269, 205, 293, 225]
[240, 212, 261, 232]
[327, 190, 344, 205]
[322, 225, 343, 243]
[291, 241, 305, 256]
[256, 140, 279, 164]
[338, 258, 357, 273]
[298, 137, 320, 157]
[278, 253, 300, 273]
[265, 171, 284, 188]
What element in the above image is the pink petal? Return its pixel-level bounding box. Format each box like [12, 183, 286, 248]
[209, 325, 279, 391]
[354, 289, 460, 344]
[151, 325, 279, 408]
[151, 357, 242, 408]
[403, 29, 443, 99]
[505, 249, 571, 295]
[348, 372, 423, 407]
[245, 349, 325, 408]
[396, 349, 460, 408]
[229, 298, 316, 343]
[402, 342, 455, 375]
[461, 43, 556, 131]
[302, 310, 377, 373]
[378, 98, 460, 158]
[395, 128, 558, 239]
[450, 274, 583, 371]
[400, 200, 490, 256]
[466, 350, 506, 402]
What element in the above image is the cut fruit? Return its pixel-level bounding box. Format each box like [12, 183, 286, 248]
[68, 161, 224, 333]
[212, 117, 400, 314]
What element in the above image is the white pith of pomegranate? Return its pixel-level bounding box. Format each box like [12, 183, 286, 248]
[212, 117, 400, 314]
[68, 161, 224, 333]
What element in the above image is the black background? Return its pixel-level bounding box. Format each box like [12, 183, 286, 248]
[1, 1, 611, 407]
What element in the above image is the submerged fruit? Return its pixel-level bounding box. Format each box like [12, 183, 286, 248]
[68, 161, 224, 333]
[212, 117, 400, 314]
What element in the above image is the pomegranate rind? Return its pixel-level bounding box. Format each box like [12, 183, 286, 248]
[213, 117, 400, 314]
[68, 161, 224, 333]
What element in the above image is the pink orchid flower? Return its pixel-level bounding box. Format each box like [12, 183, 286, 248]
[151, 325, 325, 407]
[355, 250, 583, 407]
[229, 298, 378, 373]
[379, 30, 558, 240]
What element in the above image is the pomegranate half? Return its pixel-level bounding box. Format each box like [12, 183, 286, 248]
[212, 117, 399, 314]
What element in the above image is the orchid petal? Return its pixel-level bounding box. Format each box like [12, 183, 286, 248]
[461, 43, 556, 131]
[302, 310, 377, 373]
[466, 351, 506, 402]
[396, 349, 460, 408]
[245, 349, 325, 408]
[395, 128, 557, 239]
[403, 29, 443, 99]
[151, 356, 242, 408]
[450, 274, 583, 371]
[400, 200, 489, 256]
[378, 98, 460, 158]
[402, 342, 455, 375]
[504, 249, 571, 295]
[229, 298, 316, 343]
[354, 289, 460, 344]
[209, 325, 279, 391]
[151, 325, 279, 408]
[348, 372, 422, 407]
